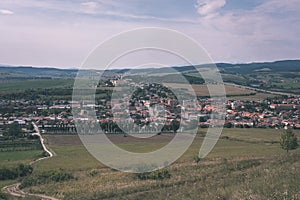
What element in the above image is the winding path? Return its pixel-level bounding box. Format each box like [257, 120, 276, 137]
[2, 122, 59, 200]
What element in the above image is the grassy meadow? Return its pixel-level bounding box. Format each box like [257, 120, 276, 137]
[0, 79, 74, 91]
[2, 128, 296, 200]
[0, 150, 44, 168]
[0, 150, 44, 199]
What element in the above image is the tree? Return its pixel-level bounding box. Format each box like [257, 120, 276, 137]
[3, 123, 24, 138]
[171, 120, 180, 133]
[280, 129, 299, 153]
[193, 155, 201, 164]
[28, 123, 34, 131]
[224, 122, 233, 128]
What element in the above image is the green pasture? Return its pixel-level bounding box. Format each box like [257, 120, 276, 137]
[0, 79, 74, 91]
[33, 129, 300, 172]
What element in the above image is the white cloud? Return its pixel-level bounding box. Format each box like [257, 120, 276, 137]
[95, 0, 122, 7]
[81, 1, 98, 9]
[81, 1, 98, 14]
[192, 0, 300, 62]
[0, 9, 14, 15]
[0, 0, 299, 67]
[195, 0, 226, 17]
[255, 0, 300, 13]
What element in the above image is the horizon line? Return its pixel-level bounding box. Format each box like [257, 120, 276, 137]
[0, 59, 300, 71]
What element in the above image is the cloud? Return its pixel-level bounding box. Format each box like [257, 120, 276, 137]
[0, 9, 14, 15]
[0, 0, 299, 67]
[255, 0, 300, 13]
[198, 0, 300, 39]
[195, 0, 226, 17]
[81, 1, 98, 14]
[192, 0, 300, 62]
[95, 0, 122, 7]
[81, 1, 98, 9]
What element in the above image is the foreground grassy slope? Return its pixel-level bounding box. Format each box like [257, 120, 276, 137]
[18, 129, 300, 199]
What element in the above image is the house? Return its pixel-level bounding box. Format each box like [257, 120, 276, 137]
[294, 124, 300, 129]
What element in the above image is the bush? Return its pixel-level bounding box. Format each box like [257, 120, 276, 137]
[41, 151, 50, 157]
[193, 155, 201, 164]
[136, 168, 171, 180]
[0, 164, 33, 180]
[280, 129, 298, 153]
[0, 192, 8, 200]
[20, 170, 74, 188]
[221, 136, 230, 140]
[16, 164, 33, 177]
[0, 168, 18, 180]
[87, 169, 99, 177]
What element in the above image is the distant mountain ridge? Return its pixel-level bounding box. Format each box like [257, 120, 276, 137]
[216, 60, 300, 74]
[0, 60, 299, 79]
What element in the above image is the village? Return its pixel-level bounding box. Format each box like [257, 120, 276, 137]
[1, 82, 300, 136]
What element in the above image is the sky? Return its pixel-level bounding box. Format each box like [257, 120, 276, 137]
[0, 0, 299, 69]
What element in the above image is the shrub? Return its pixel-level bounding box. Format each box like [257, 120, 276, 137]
[41, 151, 50, 157]
[221, 136, 230, 140]
[87, 169, 99, 177]
[136, 168, 171, 180]
[280, 129, 299, 153]
[20, 170, 74, 188]
[0, 164, 33, 181]
[0, 168, 18, 180]
[16, 164, 33, 177]
[193, 155, 201, 164]
[0, 192, 8, 200]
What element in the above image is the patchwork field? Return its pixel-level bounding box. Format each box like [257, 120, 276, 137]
[165, 83, 253, 96]
[164, 83, 276, 100]
[0, 79, 74, 91]
[0, 79, 276, 102]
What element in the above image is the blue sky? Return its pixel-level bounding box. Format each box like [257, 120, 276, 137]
[0, 0, 299, 68]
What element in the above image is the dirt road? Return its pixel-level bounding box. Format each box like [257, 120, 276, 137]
[1, 122, 59, 200]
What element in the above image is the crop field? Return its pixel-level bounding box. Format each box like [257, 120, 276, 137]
[274, 81, 300, 89]
[0, 150, 44, 168]
[221, 128, 300, 142]
[227, 92, 277, 101]
[165, 83, 254, 96]
[0, 140, 42, 152]
[0, 80, 275, 101]
[0, 79, 75, 91]
[164, 83, 275, 100]
[2, 128, 293, 199]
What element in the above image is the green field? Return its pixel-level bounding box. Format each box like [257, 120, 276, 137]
[0, 150, 44, 168]
[0, 79, 74, 91]
[33, 129, 298, 171]
[1, 129, 299, 199]
[0, 150, 44, 198]
[274, 81, 300, 89]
